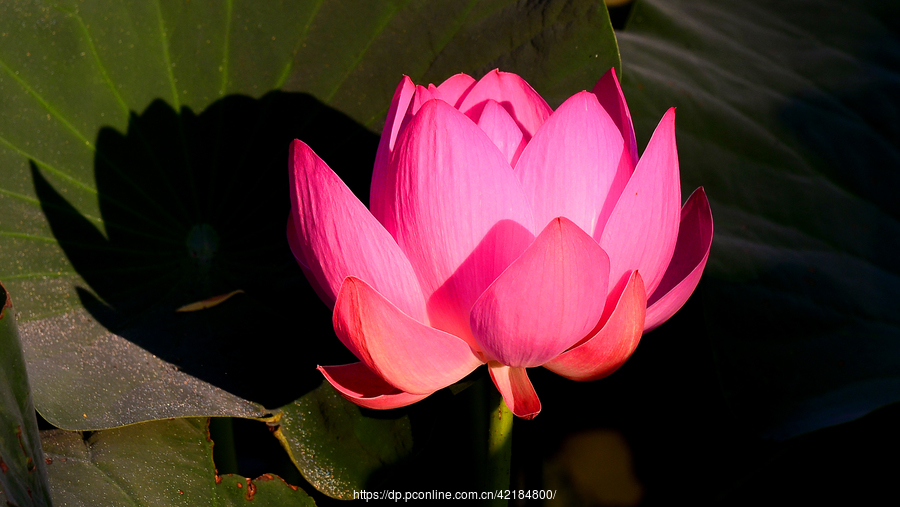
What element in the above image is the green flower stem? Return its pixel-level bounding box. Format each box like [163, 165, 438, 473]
[487, 389, 514, 496]
[470, 375, 513, 506]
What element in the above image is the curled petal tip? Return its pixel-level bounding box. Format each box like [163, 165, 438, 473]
[318, 363, 430, 410]
[490, 364, 541, 419]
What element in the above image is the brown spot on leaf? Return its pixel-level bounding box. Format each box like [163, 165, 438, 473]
[245, 481, 257, 501]
[0, 459, 8, 473]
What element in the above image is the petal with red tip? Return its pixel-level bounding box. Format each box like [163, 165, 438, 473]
[544, 271, 646, 381]
[437, 73, 477, 108]
[477, 99, 525, 167]
[592, 68, 638, 168]
[333, 277, 482, 395]
[319, 363, 429, 410]
[458, 69, 552, 142]
[596, 108, 681, 297]
[516, 91, 627, 234]
[489, 363, 540, 419]
[383, 99, 535, 346]
[470, 217, 609, 368]
[289, 140, 426, 322]
[645, 187, 714, 332]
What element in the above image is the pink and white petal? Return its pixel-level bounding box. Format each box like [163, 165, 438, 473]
[645, 187, 713, 332]
[333, 277, 482, 395]
[289, 140, 427, 322]
[516, 91, 627, 233]
[384, 99, 535, 347]
[596, 108, 681, 299]
[489, 363, 541, 420]
[544, 271, 646, 381]
[470, 217, 610, 368]
[437, 73, 477, 108]
[371, 76, 417, 224]
[458, 69, 552, 142]
[592, 68, 638, 168]
[477, 99, 526, 167]
[319, 363, 430, 410]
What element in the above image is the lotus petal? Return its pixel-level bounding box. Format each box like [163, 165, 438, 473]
[470, 217, 609, 368]
[645, 187, 714, 331]
[288, 140, 427, 322]
[596, 108, 681, 298]
[333, 277, 482, 395]
[476, 99, 526, 167]
[458, 69, 552, 142]
[319, 363, 430, 410]
[383, 99, 535, 345]
[516, 91, 627, 234]
[489, 363, 540, 419]
[544, 271, 646, 381]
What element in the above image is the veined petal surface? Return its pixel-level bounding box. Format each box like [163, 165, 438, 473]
[596, 108, 681, 297]
[318, 363, 429, 410]
[516, 91, 628, 234]
[544, 271, 646, 381]
[288, 140, 426, 322]
[333, 277, 481, 395]
[470, 217, 610, 368]
[383, 99, 535, 346]
[645, 187, 713, 332]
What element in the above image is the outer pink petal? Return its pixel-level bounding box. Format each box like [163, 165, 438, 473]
[516, 91, 627, 234]
[458, 69, 552, 142]
[286, 214, 333, 306]
[437, 73, 477, 108]
[592, 68, 638, 168]
[596, 108, 681, 299]
[489, 363, 540, 419]
[333, 277, 482, 395]
[319, 363, 429, 410]
[383, 99, 535, 348]
[477, 99, 525, 167]
[289, 140, 427, 322]
[470, 217, 610, 368]
[371, 76, 417, 224]
[544, 271, 646, 381]
[644, 187, 713, 332]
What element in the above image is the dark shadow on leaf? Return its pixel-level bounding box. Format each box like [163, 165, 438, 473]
[32, 92, 374, 409]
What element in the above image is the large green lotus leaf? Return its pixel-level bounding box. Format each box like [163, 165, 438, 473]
[0, 0, 620, 430]
[0, 283, 52, 507]
[267, 381, 418, 500]
[41, 417, 315, 506]
[619, 0, 900, 438]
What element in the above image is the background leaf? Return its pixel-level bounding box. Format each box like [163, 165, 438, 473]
[269, 382, 416, 501]
[0, 283, 52, 507]
[618, 0, 900, 438]
[41, 417, 314, 506]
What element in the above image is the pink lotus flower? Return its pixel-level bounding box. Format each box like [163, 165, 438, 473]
[288, 69, 713, 419]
